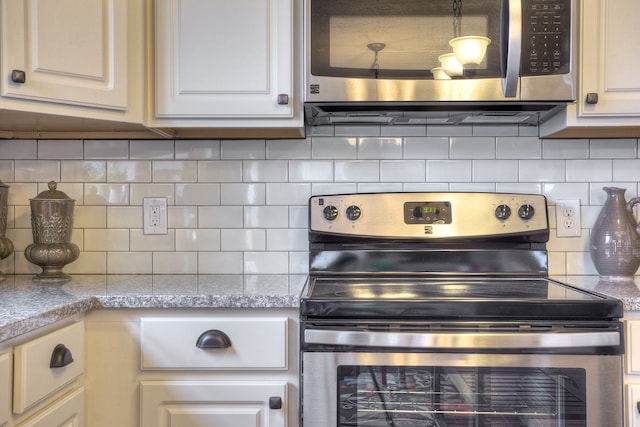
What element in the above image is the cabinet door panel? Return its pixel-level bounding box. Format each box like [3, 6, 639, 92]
[155, 0, 293, 118]
[140, 381, 286, 427]
[628, 384, 640, 427]
[1, 0, 127, 110]
[0, 353, 10, 426]
[580, 0, 640, 117]
[15, 388, 84, 427]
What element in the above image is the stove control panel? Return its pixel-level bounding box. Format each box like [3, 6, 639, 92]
[310, 192, 549, 239]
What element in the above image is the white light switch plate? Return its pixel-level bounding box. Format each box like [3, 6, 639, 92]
[143, 197, 168, 235]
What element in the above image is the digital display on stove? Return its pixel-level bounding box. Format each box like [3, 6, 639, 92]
[404, 201, 452, 224]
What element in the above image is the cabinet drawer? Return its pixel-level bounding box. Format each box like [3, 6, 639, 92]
[141, 317, 287, 370]
[13, 321, 85, 414]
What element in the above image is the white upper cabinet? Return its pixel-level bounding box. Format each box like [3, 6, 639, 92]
[541, 0, 640, 137]
[1, 0, 128, 112]
[579, 0, 640, 117]
[153, 0, 300, 125]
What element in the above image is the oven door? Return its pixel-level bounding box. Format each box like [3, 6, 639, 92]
[301, 351, 622, 427]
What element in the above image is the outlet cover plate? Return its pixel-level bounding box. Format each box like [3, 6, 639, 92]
[143, 197, 168, 235]
[556, 199, 581, 237]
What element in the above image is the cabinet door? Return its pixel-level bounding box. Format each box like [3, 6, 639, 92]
[155, 0, 293, 119]
[141, 381, 287, 427]
[1, 0, 128, 111]
[0, 352, 10, 427]
[16, 388, 84, 427]
[580, 0, 640, 117]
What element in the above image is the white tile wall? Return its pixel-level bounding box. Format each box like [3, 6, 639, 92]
[0, 127, 639, 295]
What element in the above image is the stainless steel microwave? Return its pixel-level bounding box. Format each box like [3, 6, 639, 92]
[304, 0, 577, 125]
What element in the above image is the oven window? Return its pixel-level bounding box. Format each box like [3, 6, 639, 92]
[337, 365, 586, 426]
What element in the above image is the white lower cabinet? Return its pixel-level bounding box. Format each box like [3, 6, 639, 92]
[0, 352, 11, 426]
[139, 316, 289, 427]
[0, 321, 86, 427]
[625, 317, 640, 426]
[83, 308, 298, 427]
[141, 380, 286, 427]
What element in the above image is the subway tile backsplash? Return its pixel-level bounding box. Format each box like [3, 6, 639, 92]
[1, 128, 640, 295]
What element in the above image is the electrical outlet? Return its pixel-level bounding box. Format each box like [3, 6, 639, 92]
[556, 199, 581, 237]
[143, 197, 168, 235]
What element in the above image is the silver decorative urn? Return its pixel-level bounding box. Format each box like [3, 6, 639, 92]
[0, 180, 14, 281]
[24, 181, 79, 283]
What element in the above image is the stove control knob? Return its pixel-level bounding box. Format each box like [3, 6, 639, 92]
[322, 205, 339, 221]
[518, 204, 535, 220]
[494, 204, 511, 220]
[346, 205, 362, 221]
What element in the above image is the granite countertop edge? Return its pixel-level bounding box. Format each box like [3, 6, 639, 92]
[2, 274, 640, 345]
[0, 275, 302, 344]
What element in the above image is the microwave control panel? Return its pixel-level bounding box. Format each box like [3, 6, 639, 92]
[521, 0, 571, 76]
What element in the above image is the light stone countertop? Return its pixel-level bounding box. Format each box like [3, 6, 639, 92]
[0, 274, 639, 345]
[553, 275, 640, 311]
[0, 274, 300, 344]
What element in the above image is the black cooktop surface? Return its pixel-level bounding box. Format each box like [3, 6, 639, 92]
[300, 276, 623, 320]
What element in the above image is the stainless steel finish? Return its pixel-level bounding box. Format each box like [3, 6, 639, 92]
[304, 0, 578, 104]
[301, 191, 624, 426]
[309, 192, 548, 239]
[301, 352, 623, 427]
[519, 0, 578, 102]
[503, 0, 522, 97]
[305, 328, 621, 349]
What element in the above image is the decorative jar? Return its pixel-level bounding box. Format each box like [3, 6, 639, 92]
[0, 181, 13, 281]
[589, 187, 640, 280]
[24, 181, 79, 283]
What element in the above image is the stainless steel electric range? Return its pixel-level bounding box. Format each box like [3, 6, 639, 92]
[300, 192, 624, 427]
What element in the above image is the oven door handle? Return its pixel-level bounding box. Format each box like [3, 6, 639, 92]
[304, 329, 620, 349]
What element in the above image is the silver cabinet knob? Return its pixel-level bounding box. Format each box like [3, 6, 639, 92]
[277, 94, 289, 105]
[11, 70, 26, 84]
[269, 396, 282, 410]
[585, 92, 598, 104]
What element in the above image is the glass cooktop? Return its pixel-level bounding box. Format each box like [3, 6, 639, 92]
[305, 277, 604, 301]
[300, 276, 623, 320]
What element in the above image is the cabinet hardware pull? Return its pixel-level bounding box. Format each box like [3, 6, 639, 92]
[269, 396, 282, 410]
[50, 344, 74, 368]
[637, 401, 640, 414]
[195, 329, 232, 349]
[11, 70, 26, 84]
[585, 92, 598, 104]
[277, 94, 289, 105]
